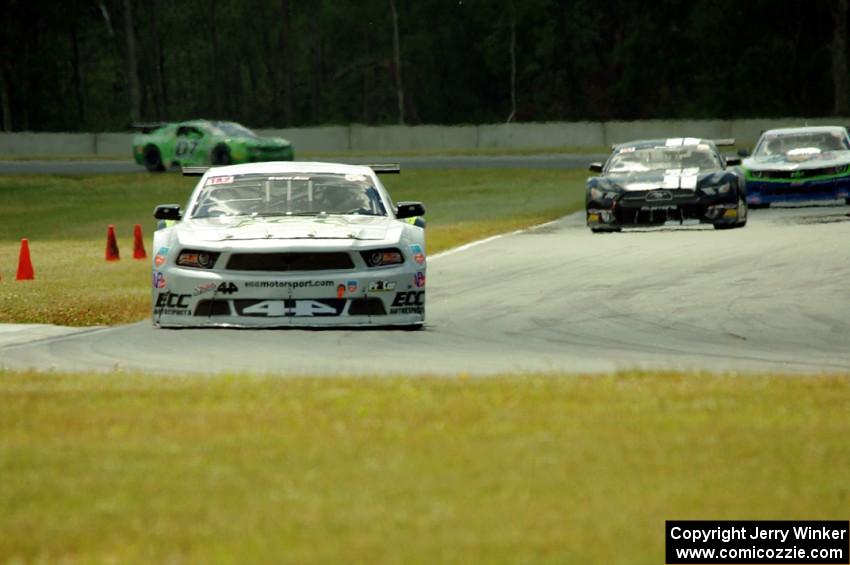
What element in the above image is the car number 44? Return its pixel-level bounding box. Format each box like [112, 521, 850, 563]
[241, 299, 340, 317]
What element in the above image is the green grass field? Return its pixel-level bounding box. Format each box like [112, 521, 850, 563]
[0, 146, 611, 161]
[1, 371, 847, 564]
[0, 154, 128, 161]
[301, 146, 612, 158]
[0, 169, 586, 325]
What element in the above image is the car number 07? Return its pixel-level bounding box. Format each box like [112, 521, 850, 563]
[175, 140, 199, 157]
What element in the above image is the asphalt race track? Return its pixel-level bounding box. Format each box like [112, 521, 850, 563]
[2, 204, 849, 376]
[0, 154, 607, 175]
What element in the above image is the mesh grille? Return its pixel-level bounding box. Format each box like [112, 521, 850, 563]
[226, 252, 354, 271]
[194, 300, 230, 316]
[348, 297, 387, 316]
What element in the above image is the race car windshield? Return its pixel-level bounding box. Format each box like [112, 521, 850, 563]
[190, 173, 388, 219]
[215, 122, 257, 138]
[753, 132, 850, 156]
[606, 147, 721, 173]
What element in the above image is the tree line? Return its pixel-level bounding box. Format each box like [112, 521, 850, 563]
[1, 0, 848, 132]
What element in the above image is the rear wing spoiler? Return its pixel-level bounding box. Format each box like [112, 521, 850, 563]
[182, 164, 401, 177]
[182, 167, 210, 176]
[609, 138, 736, 150]
[364, 163, 400, 174]
[131, 122, 167, 134]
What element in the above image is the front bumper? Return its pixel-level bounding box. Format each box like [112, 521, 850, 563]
[745, 176, 850, 204]
[152, 266, 425, 328]
[587, 190, 739, 228]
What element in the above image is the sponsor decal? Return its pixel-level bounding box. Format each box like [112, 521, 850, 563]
[367, 280, 396, 292]
[152, 271, 167, 289]
[244, 280, 334, 289]
[347, 280, 359, 293]
[154, 247, 169, 268]
[153, 292, 192, 316]
[194, 282, 237, 296]
[156, 309, 191, 317]
[337, 284, 346, 299]
[410, 244, 426, 265]
[206, 176, 234, 185]
[390, 291, 425, 315]
[234, 299, 345, 317]
[194, 282, 217, 296]
[155, 292, 191, 309]
[414, 271, 426, 288]
[392, 291, 424, 307]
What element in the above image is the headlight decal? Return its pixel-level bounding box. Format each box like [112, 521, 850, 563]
[176, 249, 221, 269]
[701, 183, 731, 195]
[361, 248, 405, 267]
[590, 187, 618, 200]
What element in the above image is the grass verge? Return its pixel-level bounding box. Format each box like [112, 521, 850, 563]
[301, 145, 612, 158]
[0, 169, 586, 325]
[0, 147, 610, 161]
[0, 154, 128, 161]
[0, 371, 847, 564]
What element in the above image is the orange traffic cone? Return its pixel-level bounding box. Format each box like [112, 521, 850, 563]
[132, 224, 147, 259]
[106, 225, 120, 261]
[16, 238, 34, 280]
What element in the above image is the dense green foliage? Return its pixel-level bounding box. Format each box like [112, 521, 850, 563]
[1, 0, 847, 131]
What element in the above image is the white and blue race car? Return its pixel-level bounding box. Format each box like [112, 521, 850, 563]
[741, 126, 850, 207]
[151, 161, 426, 328]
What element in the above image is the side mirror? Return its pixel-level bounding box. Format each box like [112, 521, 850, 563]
[396, 201, 425, 219]
[737, 148, 750, 157]
[725, 157, 742, 167]
[589, 162, 603, 173]
[154, 204, 183, 221]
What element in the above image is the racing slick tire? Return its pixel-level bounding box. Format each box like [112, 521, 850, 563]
[143, 145, 165, 173]
[212, 144, 233, 166]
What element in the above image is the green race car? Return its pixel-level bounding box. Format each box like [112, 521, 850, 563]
[132, 120, 294, 172]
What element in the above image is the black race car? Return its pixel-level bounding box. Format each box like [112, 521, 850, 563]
[586, 138, 747, 232]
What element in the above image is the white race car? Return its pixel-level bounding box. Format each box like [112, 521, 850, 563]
[151, 161, 426, 328]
